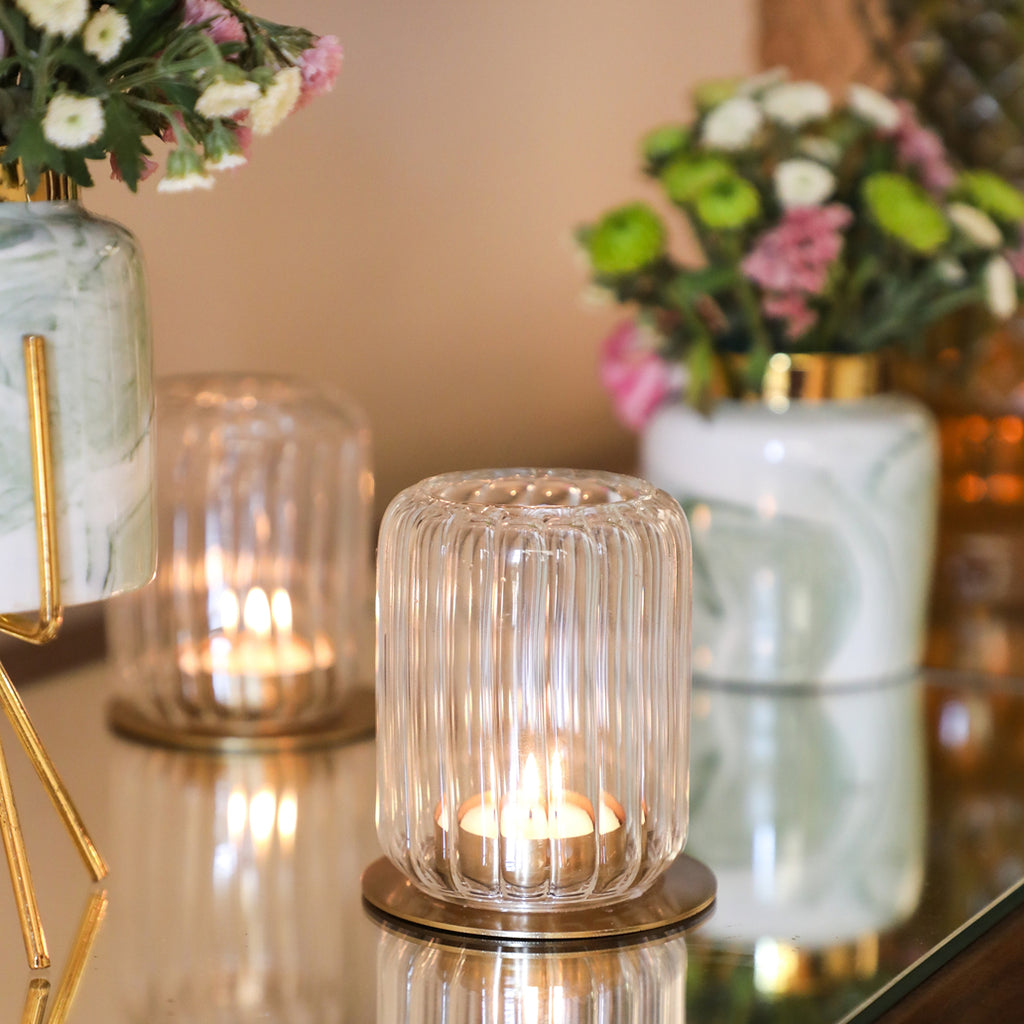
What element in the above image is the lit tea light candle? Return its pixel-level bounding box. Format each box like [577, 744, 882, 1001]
[436, 753, 627, 890]
[177, 586, 335, 714]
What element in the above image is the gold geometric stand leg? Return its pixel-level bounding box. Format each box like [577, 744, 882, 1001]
[0, 336, 109, 969]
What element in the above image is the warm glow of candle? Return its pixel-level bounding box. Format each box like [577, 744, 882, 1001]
[271, 587, 293, 633]
[243, 586, 272, 637]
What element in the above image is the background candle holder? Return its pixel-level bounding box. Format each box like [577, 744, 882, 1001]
[366, 468, 714, 937]
[106, 374, 375, 750]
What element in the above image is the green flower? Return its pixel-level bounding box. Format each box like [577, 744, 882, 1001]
[862, 172, 949, 253]
[641, 125, 689, 165]
[695, 175, 761, 229]
[959, 171, 1024, 222]
[583, 203, 666, 276]
[661, 155, 733, 204]
[692, 77, 740, 111]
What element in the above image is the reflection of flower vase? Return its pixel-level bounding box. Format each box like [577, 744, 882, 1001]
[687, 678, 925, 946]
[374, 922, 688, 1023]
[0, 170, 154, 612]
[642, 355, 938, 685]
[108, 739, 378, 1020]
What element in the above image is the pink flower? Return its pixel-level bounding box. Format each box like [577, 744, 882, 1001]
[599, 321, 674, 431]
[109, 152, 159, 183]
[296, 35, 343, 109]
[232, 123, 252, 159]
[742, 204, 851, 295]
[184, 0, 246, 45]
[763, 292, 818, 339]
[891, 100, 955, 194]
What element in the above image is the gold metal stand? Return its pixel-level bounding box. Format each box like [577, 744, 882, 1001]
[0, 336, 108, 970]
[361, 853, 717, 942]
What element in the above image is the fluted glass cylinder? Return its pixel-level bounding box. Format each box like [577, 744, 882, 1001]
[375, 922, 688, 1023]
[376, 468, 692, 909]
[107, 374, 373, 741]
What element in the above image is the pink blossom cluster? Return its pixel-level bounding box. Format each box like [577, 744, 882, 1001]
[184, 0, 246, 44]
[741, 204, 852, 339]
[599, 321, 676, 430]
[889, 100, 955, 194]
[296, 35, 344, 109]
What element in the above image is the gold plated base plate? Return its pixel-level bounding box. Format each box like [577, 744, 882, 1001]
[361, 853, 716, 941]
[107, 688, 375, 754]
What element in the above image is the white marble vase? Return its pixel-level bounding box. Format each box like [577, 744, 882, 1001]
[0, 199, 155, 613]
[641, 378, 938, 686]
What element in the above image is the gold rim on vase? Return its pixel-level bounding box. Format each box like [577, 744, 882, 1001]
[0, 156, 78, 203]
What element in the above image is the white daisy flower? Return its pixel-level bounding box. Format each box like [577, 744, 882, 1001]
[762, 81, 831, 128]
[250, 67, 302, 136]
[847, 83, 901, 132]
[42, 93, 104, 149]
[984, 256, 1018, 318]
[15, 0, 87, 36]
[798, 136, 842, 165]
[82, 6, 130, 64]
[701, 96, 763, 151]
[948, 203, 1003, 249]
[196, 77, 262, 120]
[157, 172, 215, 193]
[205, 151, 248, 172]
[774, 158, 835, 208]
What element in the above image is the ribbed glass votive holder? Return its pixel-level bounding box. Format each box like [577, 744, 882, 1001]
[375, 468, 692, 911]
[107, 374, 374, 749]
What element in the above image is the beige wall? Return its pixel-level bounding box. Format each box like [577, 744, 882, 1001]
[90, 0, 756, 516]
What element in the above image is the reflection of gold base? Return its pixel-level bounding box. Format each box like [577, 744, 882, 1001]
[107, 686, 375, 753]
[361, 853, 716, 941]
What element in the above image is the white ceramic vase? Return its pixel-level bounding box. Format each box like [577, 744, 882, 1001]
[641, 357, 938, 686]
[0, 191, 155, 613]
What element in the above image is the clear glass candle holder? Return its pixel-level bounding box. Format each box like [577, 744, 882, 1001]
[107, 374, 374, 747]
[375, 468, 692, 910]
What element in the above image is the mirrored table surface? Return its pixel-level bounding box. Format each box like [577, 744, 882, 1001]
[0, 661, 1020, 1022]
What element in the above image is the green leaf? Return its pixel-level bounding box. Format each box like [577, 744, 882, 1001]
[665, 266, 737, 309]
[100, 95, 150, 191]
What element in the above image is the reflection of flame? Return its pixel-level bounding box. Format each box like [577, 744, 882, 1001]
[271, 588, 293, 633]
[243, 587, 272, 638]
[522, 753, 540, 805]
[226, 785, 297, 855]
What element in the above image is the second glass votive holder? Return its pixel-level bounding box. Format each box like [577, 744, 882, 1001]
[373, 468, 693, 917]
[107, 374, 374, 749]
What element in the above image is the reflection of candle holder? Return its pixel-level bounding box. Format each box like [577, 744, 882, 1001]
[364, 468, 715, 939]
[371, 915, 688, 1023]
[106, 375, 375, 750]
[109, 739, 379, 1019]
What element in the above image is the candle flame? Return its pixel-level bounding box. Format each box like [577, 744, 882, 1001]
[219, 589, 240, 633]
[271, 588, 293, 634]
[242, 587, 272, 638]
[550, 752, 563, 801]
[522, 753, 541, 806]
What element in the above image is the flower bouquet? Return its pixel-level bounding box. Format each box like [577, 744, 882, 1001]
[577, 71, 1024, 427]
[0, 0, 341, 192]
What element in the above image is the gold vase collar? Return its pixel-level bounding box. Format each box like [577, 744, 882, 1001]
[0, 159, 78, 202]
[759, 353, 880, 409]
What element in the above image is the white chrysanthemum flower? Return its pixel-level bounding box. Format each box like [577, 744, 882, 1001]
[984, 256, 1018, 318]
[798, 136, 842, 165]
[847, 83, 900, 132]
[15, 0, 87, 36]
[701, 96, 763, 151]
[774, 158, 835, 208]
[206, 151, 247, 171]
[762, 81, 831, 128]
[249, 66, 302, 136]
[196, 77, 262, 120]
[82, 6, 130, 63]
[157, 171, 215, 193]
[42, 93, 104, 149]
[949, 203, 1003, 249]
